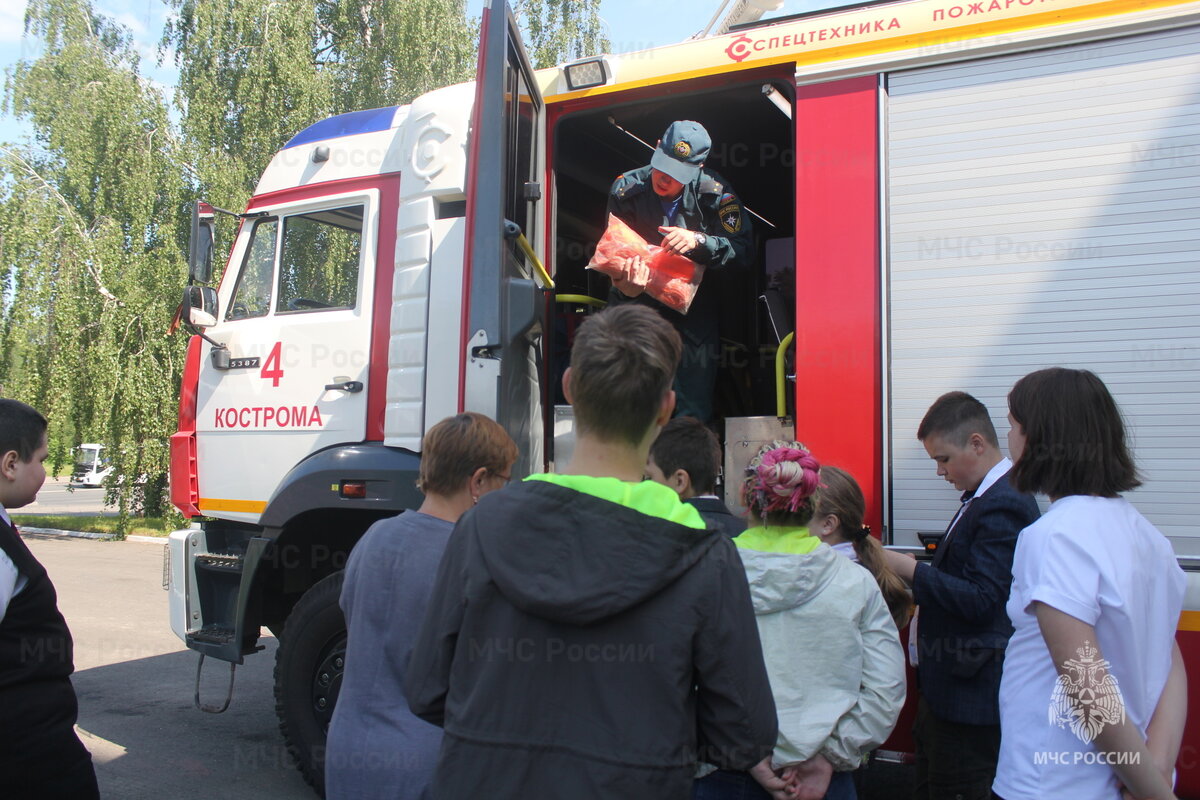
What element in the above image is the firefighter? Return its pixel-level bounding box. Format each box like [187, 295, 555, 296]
[606, 120, 754, 424]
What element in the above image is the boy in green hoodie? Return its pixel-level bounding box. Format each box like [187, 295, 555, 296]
[406, 304, 782, 799]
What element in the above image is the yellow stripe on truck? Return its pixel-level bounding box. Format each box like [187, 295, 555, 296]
[539, 0, 1196, 103]
[199, 497, 268, 514]
[1179, 611, 1200, 632]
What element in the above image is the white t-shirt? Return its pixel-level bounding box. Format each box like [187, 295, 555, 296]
[993, 495, 1185, 800]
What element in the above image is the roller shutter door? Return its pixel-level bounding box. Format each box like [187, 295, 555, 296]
[886, 26, 1200, 555]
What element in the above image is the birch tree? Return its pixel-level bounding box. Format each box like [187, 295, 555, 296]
[1, 0, 186, 523]
[0, 0, 608, 531]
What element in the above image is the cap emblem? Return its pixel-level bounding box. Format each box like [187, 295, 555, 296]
[674, 141, 692, 158]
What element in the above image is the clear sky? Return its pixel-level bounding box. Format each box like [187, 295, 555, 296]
[0, 0, 814, 145]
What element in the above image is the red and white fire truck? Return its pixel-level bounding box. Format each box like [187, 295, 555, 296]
[168, 0, 1200, 792]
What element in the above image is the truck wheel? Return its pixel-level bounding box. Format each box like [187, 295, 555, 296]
[274, 571, 346, 797]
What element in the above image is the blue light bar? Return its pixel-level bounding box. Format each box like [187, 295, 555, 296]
[284, 106, 401, 149]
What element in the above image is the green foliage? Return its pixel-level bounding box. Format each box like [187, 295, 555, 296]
[11, 513, 173, 538]
[316, 0, 478, 111]
[517, 0, 610, 68]
[164, 0, 332, 213]
[164, 0, 478, 213]
[1, 0, 187, 530]
[1, 0, 606, 534]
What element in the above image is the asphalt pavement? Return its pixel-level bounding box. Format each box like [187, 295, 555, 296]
[24, 476, 114, 516]
[27, 533, 315, 800]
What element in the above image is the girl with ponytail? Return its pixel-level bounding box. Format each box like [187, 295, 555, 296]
[813, 466, 913, 631]
[694, 443, 906, 800]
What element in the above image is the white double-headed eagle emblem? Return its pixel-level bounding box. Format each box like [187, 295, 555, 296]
[1048, 640, 1125, 744]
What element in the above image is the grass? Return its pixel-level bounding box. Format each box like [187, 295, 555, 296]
[11, 514, 172, 538]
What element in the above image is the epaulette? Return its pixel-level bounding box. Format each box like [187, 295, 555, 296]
[613, 173, 648, 201]
[697, 175, 723, 196]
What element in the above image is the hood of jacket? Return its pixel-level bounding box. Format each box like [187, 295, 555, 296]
[471, 475, 722, 626]
[737, 538, 842, 615]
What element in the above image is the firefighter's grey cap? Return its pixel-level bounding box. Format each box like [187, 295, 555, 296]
[650, 120, 710, 184]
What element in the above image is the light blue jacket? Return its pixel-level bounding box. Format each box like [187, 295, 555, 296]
[736, 529, 907, 770]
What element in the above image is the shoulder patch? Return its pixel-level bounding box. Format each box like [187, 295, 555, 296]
[719, 203, 743, 235]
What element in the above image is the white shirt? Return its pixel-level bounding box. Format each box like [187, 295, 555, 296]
[0, 502, 25, 623]
[829, 541, 859, 562]
[946, 456, 1012, 541]
[908, 457, 1013, 665]
[993, 495, 1185, 800]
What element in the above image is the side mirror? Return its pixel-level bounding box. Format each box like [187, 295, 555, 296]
[182, 285, 219, 328]
[189, 201, 216, 284]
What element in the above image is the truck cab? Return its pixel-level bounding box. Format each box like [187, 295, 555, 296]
[168, 0, 1200, 794]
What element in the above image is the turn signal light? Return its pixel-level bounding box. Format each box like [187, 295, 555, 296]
[340, 481, 367, 499]
[917, 532, 945, 554]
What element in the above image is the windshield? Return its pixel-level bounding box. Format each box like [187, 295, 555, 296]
[76, 448, 101, 467]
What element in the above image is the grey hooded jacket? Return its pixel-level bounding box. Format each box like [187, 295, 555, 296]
[739, 540, 907, 770]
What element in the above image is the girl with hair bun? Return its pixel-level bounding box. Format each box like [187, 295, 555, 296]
[812, 466, 913, 632]
[694, 443, 906, 800]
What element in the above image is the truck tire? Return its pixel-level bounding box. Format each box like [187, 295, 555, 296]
[274, 571, 346, 797]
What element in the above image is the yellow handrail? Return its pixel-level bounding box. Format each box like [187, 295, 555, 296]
[555, 294, 606, 308]
[513, 231, 555, 291]
[776, 331, 794, 419]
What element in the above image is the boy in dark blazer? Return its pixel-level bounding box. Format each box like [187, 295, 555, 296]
[0, 399, 99, 799]
[883, 392, 1040, 800]
[646, 416, 745, 538]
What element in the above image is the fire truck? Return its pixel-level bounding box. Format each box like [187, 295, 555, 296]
[167, 0, 1200, 792]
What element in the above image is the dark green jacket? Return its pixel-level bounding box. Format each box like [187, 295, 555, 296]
[606, 165, 753, 344]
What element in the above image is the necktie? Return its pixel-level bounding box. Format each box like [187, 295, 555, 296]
[943, 488, 976, 541]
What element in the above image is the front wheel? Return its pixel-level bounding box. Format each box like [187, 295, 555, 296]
[274, 571, 346, 797]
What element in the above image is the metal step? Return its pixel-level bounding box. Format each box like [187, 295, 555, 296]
[196, 552, 244, 572]
[191, 625, 236, 645]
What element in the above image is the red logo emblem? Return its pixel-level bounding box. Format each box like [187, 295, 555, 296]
[725, 35, 753, 62]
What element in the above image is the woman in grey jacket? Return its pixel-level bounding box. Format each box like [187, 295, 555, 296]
[694, 443, 907, 800]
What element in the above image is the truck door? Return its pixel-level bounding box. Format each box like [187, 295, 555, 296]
[460, 0, 547, 477]
[195, 193, 379, 521]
